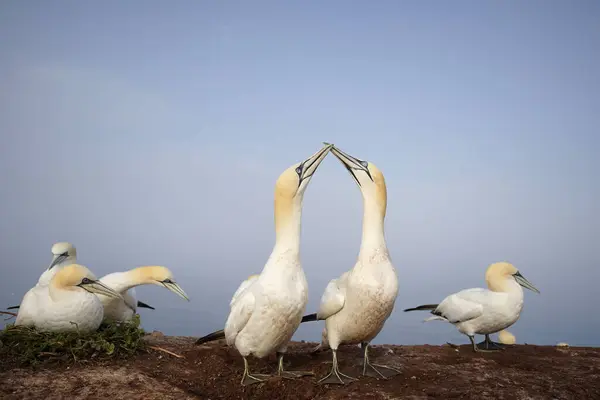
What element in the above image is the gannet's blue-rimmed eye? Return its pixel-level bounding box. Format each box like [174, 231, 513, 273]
[360, 161, 368, 168]
[81, 277, 93, 284]
[163, 279, 173, 284]
[295, 167, 302, 175]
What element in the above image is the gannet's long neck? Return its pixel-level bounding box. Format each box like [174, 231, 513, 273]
[490, 276, 524, 299]
[103, 268, 151, 293]
[358, 192, 387, 261]
[270, 195, 303, 263]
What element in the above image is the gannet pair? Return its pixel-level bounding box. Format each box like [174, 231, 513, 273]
[404, 262, 539, 352]
[10, 242, 189, 323]
[197, 144, 332, 386]
[15, 264, 123, 333]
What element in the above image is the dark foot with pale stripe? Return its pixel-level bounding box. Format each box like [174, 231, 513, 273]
[242, 373, 271, 386]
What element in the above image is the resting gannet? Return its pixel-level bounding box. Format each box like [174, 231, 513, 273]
[7, 242, 155, 312]
[15, 264, 123, 333]
[219, 143, 332, 386]
[302, 145, 400, 385]
[96, 266, 189, 322]
[37, 242, 78, 286]
[404, 262, 539, 352]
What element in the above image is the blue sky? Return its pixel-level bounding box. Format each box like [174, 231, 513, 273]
[1, 1, 599, 346]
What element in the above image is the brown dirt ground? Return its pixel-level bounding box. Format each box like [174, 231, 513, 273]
[1, 332, 599, 400]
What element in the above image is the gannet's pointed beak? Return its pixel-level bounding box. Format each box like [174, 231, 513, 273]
[162, 280, 190, 301]
[48, 253, 68, 270]
[296, 143, 333, 188]
[79, 279, 123, 299]
[325, 143, 373, 186]
[514, 272, 540, 294]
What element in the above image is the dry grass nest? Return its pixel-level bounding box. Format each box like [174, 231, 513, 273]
[0, 314, 146, 366]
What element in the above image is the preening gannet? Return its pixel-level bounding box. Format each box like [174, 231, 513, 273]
[221, 143, 332, 386]
[96, 266, 189, 322]
[303, 145, 400, 385]
[37, 242, 78, 286]
[15, 264, 123, 333]
[404, 262, 539, 352]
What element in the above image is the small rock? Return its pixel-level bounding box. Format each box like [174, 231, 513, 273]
[411, 376, 417, 380]
[150, 330, 165, 337]
[556, 342, 569, 348]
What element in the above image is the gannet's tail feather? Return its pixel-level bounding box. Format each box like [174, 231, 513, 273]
[301, 313, 318, 322]
[424, 316, 447, 322]
[403, 304, 439, 312]
[195, 329, 225, 345]
[136, 300, 155, 310]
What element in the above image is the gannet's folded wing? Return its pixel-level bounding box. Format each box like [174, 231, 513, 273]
[317, 271, 349, 320]
[434, 288, 488, 323]
[224, 279, 257, 346]
[230, 275, 259, 307]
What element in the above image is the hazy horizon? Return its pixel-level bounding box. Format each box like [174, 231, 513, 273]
[1, 1, 599, 347]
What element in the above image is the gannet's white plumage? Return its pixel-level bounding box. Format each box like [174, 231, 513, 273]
[37, 242, 77, 287]
[96, 266, 189, 322]
[15, 264, 123, 333]
[312, 145, 400, 384]
[223, 144, 333, 386]
[405, 262, 539, 352]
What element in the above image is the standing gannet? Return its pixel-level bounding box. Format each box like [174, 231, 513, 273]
[302, 145, 400, 385]
[15, 264, 123, 333]
[96, 266, 189, 322]
[404, 262, 539, 352]
[37, 242, 78, 286]
[221, 143, 332, 386]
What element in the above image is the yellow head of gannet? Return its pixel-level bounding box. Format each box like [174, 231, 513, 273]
[498, 330, 516, 345]
[485, 262, 540, 294]
[52, 264, 123, 299]
[48, 242, 77, 270]
[125, 265, 190, 301]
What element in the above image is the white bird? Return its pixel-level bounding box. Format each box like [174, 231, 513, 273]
[96, 266, 189, 323]
[302, 145, 400, 385]
[404, 262, 540, 352]
[37, 242, 77, 286]
[218, 143, 332, 386]
[15, 264, 123, 333]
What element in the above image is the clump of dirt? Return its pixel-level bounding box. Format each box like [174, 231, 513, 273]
[1, 333, 599, 399]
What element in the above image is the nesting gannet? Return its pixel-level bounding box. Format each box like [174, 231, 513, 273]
[96, 266, 189, 322]
[7, 242, 155, 312]
[15, 264, 123, 333]
[302, 145, 400, 385]
[404, 262, 539, 352]
[219, 143, 332, 386]
[498, 330, 516, 345]
[37, 242, 78, 286]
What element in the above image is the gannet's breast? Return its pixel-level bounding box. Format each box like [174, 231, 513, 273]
[16, 287, 104, 333]
[37, 268, 61, 287]
[327, 259, 398, 346]
[233, 265, 308, 358]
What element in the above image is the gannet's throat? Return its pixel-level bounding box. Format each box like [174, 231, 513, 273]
[274, 187, 303, 253]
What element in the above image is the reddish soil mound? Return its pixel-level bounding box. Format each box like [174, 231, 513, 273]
[1, 333, 599, 399]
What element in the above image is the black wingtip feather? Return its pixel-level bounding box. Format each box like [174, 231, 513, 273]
[136, 300, 155, 310]
[195, 329, 225, 345]
[301, 313, 318, 323]
[6, 305, 20, 310]
[403, 304, 439, 312]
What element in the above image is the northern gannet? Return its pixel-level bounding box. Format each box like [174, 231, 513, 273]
[219, 143, 332, 386]
[15, 264, 122, 333]
[96, 266, 189, 322]
[404, 262, 539, 352]
[37, 242, 78, 286]
[303, 145, 400, 385]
